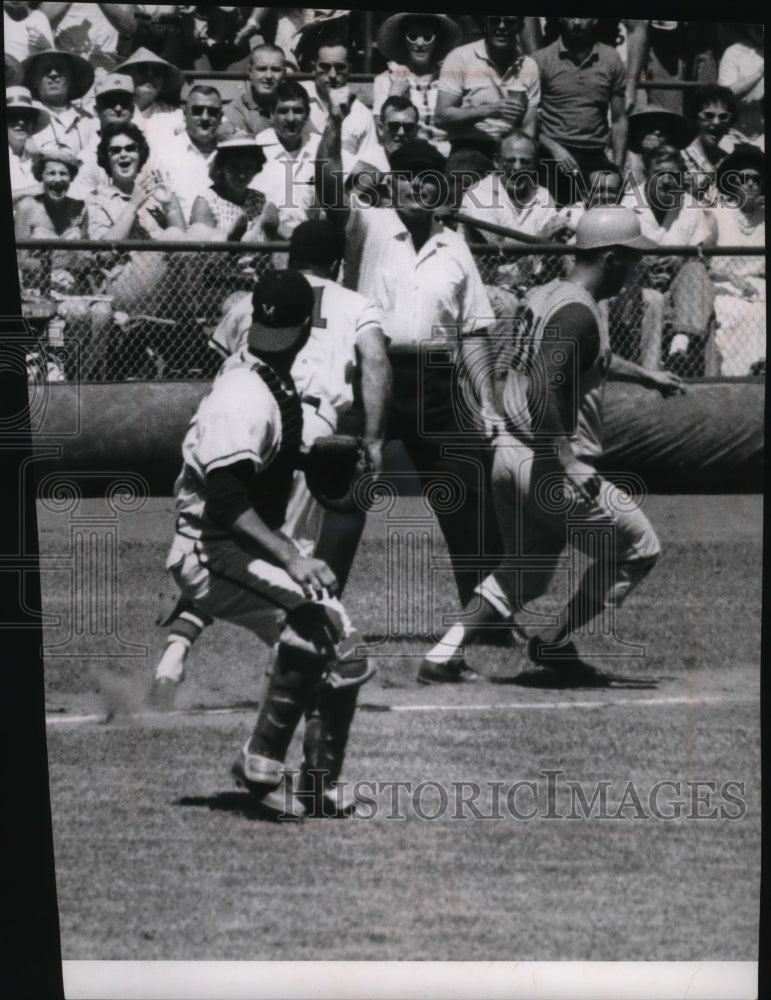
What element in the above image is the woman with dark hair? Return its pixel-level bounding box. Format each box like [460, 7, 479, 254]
[190, 132, 274, 241]
[89, 120, 186, 240]
[682, 84, 745, 203]
[710, 144, 765, 375]
[87, 121, 190, 337]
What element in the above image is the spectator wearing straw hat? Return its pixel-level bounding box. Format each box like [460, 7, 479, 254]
[625, 103, 698, 188]
[114, 46, 184, 147]
[22, 47, 97, 155]
[6, 85, 51, 202]
[373, 13, 462, 157]
[190, 132, 273, 242]
[4, 1, 54, 62]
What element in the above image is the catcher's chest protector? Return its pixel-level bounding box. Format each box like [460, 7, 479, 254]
[248, 361, 303, 530]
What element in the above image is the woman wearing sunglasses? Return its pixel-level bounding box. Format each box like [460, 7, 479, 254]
[86, 121, 191, 359]
[373, 13, 462, 156]
[682, 85, 745, 204]
[710, 144, 766, 376]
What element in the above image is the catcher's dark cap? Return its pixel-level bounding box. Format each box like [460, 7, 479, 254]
[248, 270, 314, 353]
[389, 138, 447, 176]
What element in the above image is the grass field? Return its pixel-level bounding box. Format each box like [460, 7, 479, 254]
[39, 494, 762, 963]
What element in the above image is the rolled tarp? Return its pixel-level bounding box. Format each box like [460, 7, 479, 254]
[28, 379, 763, 496]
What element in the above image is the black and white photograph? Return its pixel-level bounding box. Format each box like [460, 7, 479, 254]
[2, 5, 764, 999]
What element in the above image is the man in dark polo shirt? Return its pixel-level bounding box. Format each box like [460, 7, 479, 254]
[224, 43, 287, 137]
[533, 17, 628, 206]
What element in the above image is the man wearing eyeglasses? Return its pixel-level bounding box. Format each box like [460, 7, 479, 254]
[435, 15, 540, 156]
[303, 39, 380, 163]
[159, 84, 226, 222]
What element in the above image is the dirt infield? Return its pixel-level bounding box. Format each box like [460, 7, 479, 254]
[39, 495, 761, 961]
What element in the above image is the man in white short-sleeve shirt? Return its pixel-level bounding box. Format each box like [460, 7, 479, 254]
[317, 102, 512, 672]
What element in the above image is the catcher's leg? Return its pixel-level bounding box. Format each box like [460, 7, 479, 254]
[297, 684, 361, 817]
[237, 599, 373, 804]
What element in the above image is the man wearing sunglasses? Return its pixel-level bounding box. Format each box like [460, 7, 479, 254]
[436, 15, 540, 156]
[303, 39, 380, 164]
[160, 84, 226, 222]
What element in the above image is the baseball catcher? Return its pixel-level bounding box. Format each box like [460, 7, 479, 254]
[164, 270, 374, 818]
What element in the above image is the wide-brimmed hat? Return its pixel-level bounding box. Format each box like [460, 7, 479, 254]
[6, 86, 51, 131]
[376, 13, 463, 65]
[628, 105, 697, 154]
[207, 132, 267, 175]
[115, 47, 185, 100]
[22, 48, 95, 102]
[716, 143, 765, 186]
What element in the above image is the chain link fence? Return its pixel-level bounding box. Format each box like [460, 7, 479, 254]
[15, 240, 766, 383]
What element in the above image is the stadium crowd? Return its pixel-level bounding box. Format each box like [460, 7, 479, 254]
[7, 9, 766, 382]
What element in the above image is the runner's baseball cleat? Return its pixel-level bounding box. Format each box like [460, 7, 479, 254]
[417, 657, 481, 685]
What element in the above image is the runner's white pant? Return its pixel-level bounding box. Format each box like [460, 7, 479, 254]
[478, 434, 660, 617]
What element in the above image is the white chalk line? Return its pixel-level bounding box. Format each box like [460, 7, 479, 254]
[46, 693, 756, 727]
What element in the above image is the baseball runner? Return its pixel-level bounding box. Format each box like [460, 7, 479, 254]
[420, 208, 686, 686]
[149, 222, 390, 709]
[163, 269, 374, 818]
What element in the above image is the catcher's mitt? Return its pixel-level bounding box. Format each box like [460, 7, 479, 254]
[299, 435, 372, 514]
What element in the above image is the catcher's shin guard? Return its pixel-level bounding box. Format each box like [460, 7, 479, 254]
[298, 685, 360, 817]
[247, 642, 327, 763]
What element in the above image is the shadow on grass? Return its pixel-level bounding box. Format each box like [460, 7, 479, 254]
[175, 792, 302, 822]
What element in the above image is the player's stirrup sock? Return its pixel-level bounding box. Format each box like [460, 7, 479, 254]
[424, 596, 504, 664]
[247, 644, 326, 762]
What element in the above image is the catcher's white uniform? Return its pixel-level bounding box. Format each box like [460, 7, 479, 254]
[166, 357, 353, 646]
[478, 278, 660, 618]
[209, 274, 384, 546]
